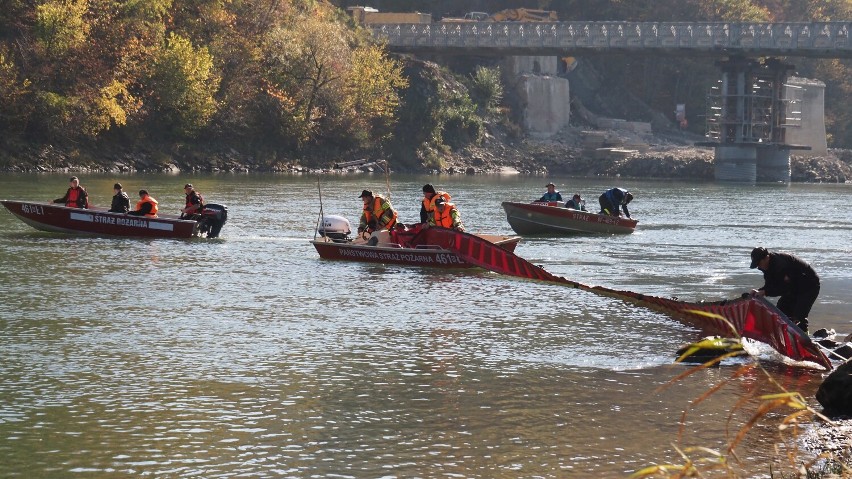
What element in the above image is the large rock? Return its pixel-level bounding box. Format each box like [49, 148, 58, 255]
[816, 360, 852, 416]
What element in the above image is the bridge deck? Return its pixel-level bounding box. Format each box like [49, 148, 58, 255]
[371, 21, 852, 58]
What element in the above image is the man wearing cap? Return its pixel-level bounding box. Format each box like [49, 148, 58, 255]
[750, 247, 820, 334]
[181, 183, 204, 219]
[357, 189, 397, 238]
[108, 183, 130, 213]
[53, 176, 89, 209]
[420, 184, 451, 224]
[599, 187, 633, 218]
[564, 193, 586, 211]
[428, 196, 465, 231]
[539, 183, 563, 202]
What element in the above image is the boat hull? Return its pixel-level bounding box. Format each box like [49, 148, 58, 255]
[311, 233, 521, 269]
[502, 201, 637, 235]
[1, 200, 198, 238]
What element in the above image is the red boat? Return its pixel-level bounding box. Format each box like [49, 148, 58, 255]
[1, 200, 228, 238]
[502, 201, 637, 235]
[311, 215, 521, 269]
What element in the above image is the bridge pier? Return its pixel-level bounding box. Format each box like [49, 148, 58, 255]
[704, 57, 803, 182]
[756, 146, 791, 182]
[714, 146, 757, 182]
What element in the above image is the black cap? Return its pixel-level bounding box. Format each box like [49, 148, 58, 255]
[546, 182, 556, 187]
[434, 196, 446, 206]
[139, 189, 148, 196]
[184, 183, 193, 189]
[359, 189, 373, 198]
[573, 193, 582, 199]
[750, 247, 769, 269]
[113, 183, 123, 190]
[422, 184, 436, 194]
[70, 176, 78, 182]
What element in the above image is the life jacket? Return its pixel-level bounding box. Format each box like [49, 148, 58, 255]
[433, 203, 457, 228]
[185, 191, 204, 211]
[422, 191, 451, 214]
[66, 187, 88, 208]
[136, 195, 159, 217]
[363, 195, 397, 230]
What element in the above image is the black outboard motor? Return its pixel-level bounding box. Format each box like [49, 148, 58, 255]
[199, 203, 228, 238]
[318, 215, 351, 242]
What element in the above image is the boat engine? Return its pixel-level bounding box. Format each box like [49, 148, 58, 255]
[199, 203, 228, 238]
[318, 215, 351, 242]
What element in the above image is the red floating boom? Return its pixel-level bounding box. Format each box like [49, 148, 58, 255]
[412, 227, 832, 370]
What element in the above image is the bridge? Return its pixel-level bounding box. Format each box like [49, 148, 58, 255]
[370, 21, 852, 58]
[372, 21, 848, 182]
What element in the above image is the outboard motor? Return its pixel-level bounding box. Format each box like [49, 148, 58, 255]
[318, 215, 351, 242]
[199, 203, 228, 238]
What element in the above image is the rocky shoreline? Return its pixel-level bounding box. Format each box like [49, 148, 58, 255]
[1, 130, 850, 183]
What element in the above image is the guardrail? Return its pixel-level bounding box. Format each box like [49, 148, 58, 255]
[371, 21, 852, 58]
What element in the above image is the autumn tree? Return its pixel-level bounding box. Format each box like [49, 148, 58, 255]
[262, 12, 352, 148]
[147, 32, 220, 138]
[340, 44, 408, 149]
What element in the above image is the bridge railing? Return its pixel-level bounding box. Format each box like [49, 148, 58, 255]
[371, 21, 852, 57]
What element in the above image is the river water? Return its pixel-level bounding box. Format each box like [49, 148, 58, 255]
[1, 173, 850, 478]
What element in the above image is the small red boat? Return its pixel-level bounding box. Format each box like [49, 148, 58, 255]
[1, 200, 228, 238]
[311, 215, 521, 269]
[502, 201, 637, 235]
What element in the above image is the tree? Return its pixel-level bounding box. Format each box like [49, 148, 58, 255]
[263, 13, 351, 147]
[34, 0, 89, 58]
[148, 32, 220, 137]
[342, 44, 408, 148]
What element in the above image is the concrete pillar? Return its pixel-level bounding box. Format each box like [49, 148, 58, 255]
[715, 145, 757, 182]
[756, 146, 791, 182]
[517, 75, 570, 138]
[784, 77, 827, 157]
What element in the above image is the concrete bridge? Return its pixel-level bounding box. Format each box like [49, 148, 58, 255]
[372, 21, 848, 182]
[370, 21, 852, 58]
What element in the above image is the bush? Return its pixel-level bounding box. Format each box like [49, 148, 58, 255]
[466, 65, 503, 114]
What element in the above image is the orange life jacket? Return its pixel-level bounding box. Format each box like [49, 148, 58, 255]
[422, 191, 451, 214]
[433, 203, 457, 228]
[363, 195, 397, 230]
[136, 195, 159, 217]
[66, 187, 88, 208]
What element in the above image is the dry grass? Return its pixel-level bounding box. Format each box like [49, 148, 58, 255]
[631, 311, 851, 478]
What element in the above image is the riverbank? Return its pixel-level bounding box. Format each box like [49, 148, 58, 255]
[1, 127, 850, 182]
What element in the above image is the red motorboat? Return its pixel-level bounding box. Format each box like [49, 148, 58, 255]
[311, 215, 520, 269]
[1, 200, 228, 238]
[502, 201, 637, 235]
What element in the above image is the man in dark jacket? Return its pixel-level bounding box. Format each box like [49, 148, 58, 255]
[599, 187, 632, 218]
[108, 183, 130, 213]
[53, 176, 89, 209]
[750, 247, 820, 333]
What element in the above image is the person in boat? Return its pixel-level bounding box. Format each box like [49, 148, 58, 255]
[538, 182, 563, 202]
[420, 184, 451, 224]
[108, 183, 130, 213]
[181, 183, 204, 219]
[564, 193, 587, 211]
[429, 196, 465, 232]
[358, 189, 397, 239]
[750, 247, 820, 334]
[598, 187, 633, 218]
[127, 190, 159, 217]
[53, 176, 89, 209]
